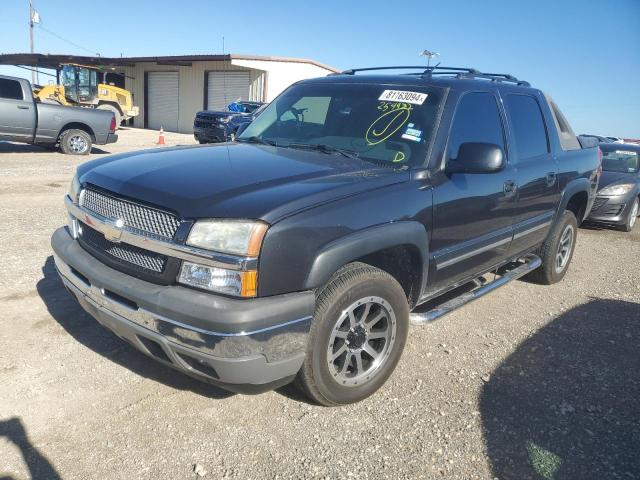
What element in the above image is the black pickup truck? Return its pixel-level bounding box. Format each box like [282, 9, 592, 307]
[51, 66, 600, 405]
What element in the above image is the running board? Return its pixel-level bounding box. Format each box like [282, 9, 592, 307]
[410, 254, 542, 325]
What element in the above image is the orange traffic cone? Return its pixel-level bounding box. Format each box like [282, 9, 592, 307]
[157, 127, 165, 145]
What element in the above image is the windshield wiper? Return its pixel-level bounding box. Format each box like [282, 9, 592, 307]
[286, 143, 405, 169]
[286, 143, 361, 160]
[236, 136, 277, 146]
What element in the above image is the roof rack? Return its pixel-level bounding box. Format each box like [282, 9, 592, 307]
[335, 66, 530, 87]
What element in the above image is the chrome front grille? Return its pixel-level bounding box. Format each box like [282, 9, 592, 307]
[80, 187, 180, 240]
[80, 221, 167, 273]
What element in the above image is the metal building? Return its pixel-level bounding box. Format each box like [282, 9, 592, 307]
[0, 53, 338, 133]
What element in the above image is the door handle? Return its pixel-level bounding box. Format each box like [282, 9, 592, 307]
[546, 172, 557, 187]
[503, 180, 517, 197]
[17, 105, 30, 110]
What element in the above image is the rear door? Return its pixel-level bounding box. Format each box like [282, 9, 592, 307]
[0, 77, 35, 141]
[429, 90, 517, 294]
[502, 90, 559, 254]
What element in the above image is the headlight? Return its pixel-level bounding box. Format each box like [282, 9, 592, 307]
[178, 262, 257, 297]
[219, 117, 231, 124]
[186, 220, 268, 256]
[599, 183, 635, 196]
[68, 174, 81, 203]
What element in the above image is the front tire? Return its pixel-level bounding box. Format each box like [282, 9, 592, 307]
[295, 263, 409, 406]
[621, 197, 639, 232]
[59, 129, 92, 155]
[528, 210, 578, 285]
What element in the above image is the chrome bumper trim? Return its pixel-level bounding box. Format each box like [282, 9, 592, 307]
[54, 252, 311, 361]
[64, 195, 258, 271]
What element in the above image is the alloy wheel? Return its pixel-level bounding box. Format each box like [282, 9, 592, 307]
[555, 224, 574, 274]
[326, 296, 396, 386]
[630, 199, 639, 229]
[69, 135, 88, 154]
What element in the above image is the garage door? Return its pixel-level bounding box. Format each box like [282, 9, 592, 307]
[207, 71, 251, 111]
[147, 72, 179, 132]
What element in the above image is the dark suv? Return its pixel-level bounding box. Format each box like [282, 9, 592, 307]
[52, 66, 600, 405]
[194, 101, 265, 143]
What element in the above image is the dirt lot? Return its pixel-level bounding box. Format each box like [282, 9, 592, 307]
[1, 129, 639, 480]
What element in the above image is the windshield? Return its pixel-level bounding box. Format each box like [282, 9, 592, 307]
[602, 149, 640, 173]
[61, 65, 75, 89]
[238, 82, 444, 167]
[253, 104, 268, 116]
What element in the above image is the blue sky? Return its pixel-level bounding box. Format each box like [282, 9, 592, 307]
[1, 0, 639, 137]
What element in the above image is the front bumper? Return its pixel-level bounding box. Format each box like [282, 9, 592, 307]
[587, 194, 635, 225]
[193, 125, 228, 143]
[51, 227, 314, 393]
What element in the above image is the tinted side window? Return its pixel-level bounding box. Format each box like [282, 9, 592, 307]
[448, 92, 504, 160]
[505, 94, 549, 160]
[0, 78, 24, 100]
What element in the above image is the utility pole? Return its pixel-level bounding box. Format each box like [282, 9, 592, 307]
[28, 0, 39, 84]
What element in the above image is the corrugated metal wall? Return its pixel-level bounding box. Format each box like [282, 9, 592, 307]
[122, 60, 265, 133]
[206, 71, 251, 110]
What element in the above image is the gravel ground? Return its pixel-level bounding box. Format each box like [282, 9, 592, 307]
[1, 129, 639, 480]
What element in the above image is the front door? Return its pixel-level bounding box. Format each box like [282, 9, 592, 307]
[428, 90, 516, 295]
[0, 78, 35, 141]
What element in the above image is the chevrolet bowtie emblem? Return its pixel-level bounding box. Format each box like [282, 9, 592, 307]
[104, 218, 125, 243]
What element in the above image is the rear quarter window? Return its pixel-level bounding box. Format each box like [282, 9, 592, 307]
[545, 94, 581, 151]
[0, 78, 24, 100]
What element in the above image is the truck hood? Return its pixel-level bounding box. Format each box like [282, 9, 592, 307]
[78, 143, 405, 222]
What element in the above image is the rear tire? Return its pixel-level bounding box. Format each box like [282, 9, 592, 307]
[620, 197, 639, 232]
[59, 129, 92, 155]
[295, 262, 409, 406]
[97, 104, 122, 128]
[528, 210, 578, 285]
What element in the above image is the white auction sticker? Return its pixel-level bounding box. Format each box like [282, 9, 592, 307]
[378, 90, 428, 105]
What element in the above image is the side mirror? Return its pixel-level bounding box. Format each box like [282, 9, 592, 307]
[446, 142, 505, 174]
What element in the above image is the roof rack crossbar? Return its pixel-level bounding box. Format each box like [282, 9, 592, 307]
[339, 66, 479, 75]
[338, 65, 530, 87]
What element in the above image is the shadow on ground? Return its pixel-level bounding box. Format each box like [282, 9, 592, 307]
[580, 222, 617, 233]
[0, 417, 60, 480]
[0, 142, 111, 155]
[481, 299, 640, 479]
[37, 256, 233, 399]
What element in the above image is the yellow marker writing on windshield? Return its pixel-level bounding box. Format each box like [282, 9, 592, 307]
[393, 151, 406, 163]
[365, 104, 412, 146]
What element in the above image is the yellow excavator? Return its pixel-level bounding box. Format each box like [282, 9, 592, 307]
[33, 63, 139, 127]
